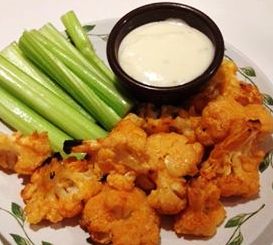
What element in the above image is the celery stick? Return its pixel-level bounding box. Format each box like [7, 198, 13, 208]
[0, 54, 106, 139]
[32, 30, 130, 117]
[61, 10, 115, 82]
[1, 42, 95, 122]
[19, 31, 120, 130]
[40, 23, 113, 88]
[40, 23, 133, 110]
[0, 86, 71, 152]
[62, 11, 96, 53]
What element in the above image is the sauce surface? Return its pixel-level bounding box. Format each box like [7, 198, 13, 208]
[118, 20, 215, 87]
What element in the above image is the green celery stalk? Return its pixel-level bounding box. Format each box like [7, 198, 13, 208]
[62, 11, 96, 53]
[1, 42, 95, 122]
[61, 10, 115, 82]
[0, 86, 71, 152]
[19, 31, 121, 130]
[32, 30, 131, 117]
[40, 23, 113, 88]
[40, 23, 133, 110]
[0, 54, 106, 139]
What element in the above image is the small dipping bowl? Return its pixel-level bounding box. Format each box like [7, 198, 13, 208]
[107, 2, 224, 104]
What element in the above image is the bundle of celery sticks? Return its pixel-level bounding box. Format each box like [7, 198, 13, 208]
[0, 11, 132, 152]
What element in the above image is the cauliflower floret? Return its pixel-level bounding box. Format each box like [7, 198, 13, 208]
[196, 97, 273, 146]
[143, 115, 200, 144]
[147, 169, 187, 214]
[21, 157, 102, 224]
[189, 59, 262, 115]
[80, 176, 160, 245]
[200, 120, 266, 198]
[174, 177, 226, 237]
[145, 133, 204, 214]
[147, 132, 203, 180]
[0, 132, 51, 175]
[195, 98, 246, 145]
[138, 103, 200, 143]
[72, 114, 150, 175]
[107, 172, 136, 191]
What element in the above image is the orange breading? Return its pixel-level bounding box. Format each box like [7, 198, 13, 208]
[21, 157, 102, 224]
[174, 177, 226, 237]
[200, 120, 266, 198]
[80, 175, 160, 245]
[145, 133, 204, 214]
[0, 132, 51, 175]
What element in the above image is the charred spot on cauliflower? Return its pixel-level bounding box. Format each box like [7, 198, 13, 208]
[21, 157, 102, 224]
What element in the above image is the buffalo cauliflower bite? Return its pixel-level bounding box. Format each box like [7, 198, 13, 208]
[196, 98, 246, 145]
[189, 59, 262, 115]
[72, 114, 150, 175]
[200, 120, 267, 198]
[0, 132, 51, 174]
[107, 172, 136, 191]
[174, 177, 225, 237]
[21, 157, 102, 224]
[80, 174, 160, 245]
[138, 103, 201, 143]
[147, 169, 187, 215]
[196, 97, 273, 146]
[145, 133, 204, 214]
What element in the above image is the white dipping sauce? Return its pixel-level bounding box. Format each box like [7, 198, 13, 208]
[118, 20, 215, 87]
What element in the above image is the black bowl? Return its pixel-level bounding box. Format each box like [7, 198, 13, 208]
[107, 2, 224, 104]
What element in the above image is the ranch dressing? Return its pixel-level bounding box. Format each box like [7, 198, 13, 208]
[118, 20, 215, 87]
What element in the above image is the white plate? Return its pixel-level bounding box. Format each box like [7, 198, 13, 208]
[0, 19, 273, 245]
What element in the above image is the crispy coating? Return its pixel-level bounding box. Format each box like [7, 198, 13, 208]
[200, 120, 266, 198]
[0, 132, 51, 175]
[21, 157, 102, 224]
[80, 175, 160, 245]
[146, 133, 204, 214]
[174, 177, 225, 237]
